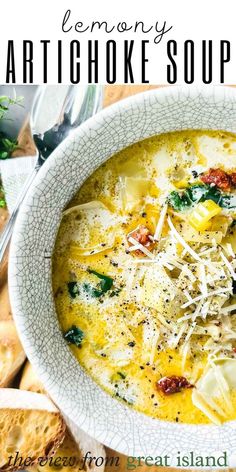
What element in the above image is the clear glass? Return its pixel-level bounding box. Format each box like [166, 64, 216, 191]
[0, 85, 104, 265]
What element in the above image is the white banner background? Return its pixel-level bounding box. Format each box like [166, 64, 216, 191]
[0, 0, 236, 84]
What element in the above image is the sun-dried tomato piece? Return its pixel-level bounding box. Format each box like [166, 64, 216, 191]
[156, 375, 193, 395]
[230, 173, 236, 188]
[127, 225, 154, 256]
[200, 168, 231, 191]
[131, 225, 151, 245]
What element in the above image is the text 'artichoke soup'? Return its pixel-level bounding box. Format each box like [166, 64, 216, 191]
[53, 130, 236, 425]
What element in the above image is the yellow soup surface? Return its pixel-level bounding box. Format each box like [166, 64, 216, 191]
[53, 130, 236, 425]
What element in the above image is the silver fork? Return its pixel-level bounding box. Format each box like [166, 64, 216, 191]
[0, 85, 103, 266]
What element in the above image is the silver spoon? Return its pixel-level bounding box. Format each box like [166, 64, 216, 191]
[0, 85, 103, 266]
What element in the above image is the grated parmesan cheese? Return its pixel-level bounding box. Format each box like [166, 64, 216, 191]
[220, 251, 236, 280]
[183, 322, 197, 344]
[181, 287, 232, 309]
[167, 217, 202, 262]
[154, 204, 168, 241]
[199, 265, 208, 297]
[128, 236, 155, 259]
[226, 243, 235, 259]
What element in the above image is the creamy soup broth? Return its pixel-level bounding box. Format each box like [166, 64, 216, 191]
[53, 130, 236, 425]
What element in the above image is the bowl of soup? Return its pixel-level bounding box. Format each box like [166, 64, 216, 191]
[9, 86, 236, 466]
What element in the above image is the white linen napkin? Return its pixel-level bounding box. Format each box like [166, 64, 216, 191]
[0, 155, 37, 213]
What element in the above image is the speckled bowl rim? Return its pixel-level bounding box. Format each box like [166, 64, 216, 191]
[8, 86, 236, 467]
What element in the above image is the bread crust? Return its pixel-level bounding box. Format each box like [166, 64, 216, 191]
[0, 320, 26, 387]
[0, 284, 12, 321]
[19, 361, 45, 394]
[0, 390, 66, 472]
[1, 420, 66, 472]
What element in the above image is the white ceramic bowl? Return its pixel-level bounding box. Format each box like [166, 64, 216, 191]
[9, 86, 236, 467]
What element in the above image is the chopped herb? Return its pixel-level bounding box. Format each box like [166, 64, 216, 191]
[168, 184, 236, 211]
[68, 281, 80, 298]
[64, 325, 84, 347]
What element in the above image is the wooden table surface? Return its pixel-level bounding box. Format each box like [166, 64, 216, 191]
[0, 85, 178, 471]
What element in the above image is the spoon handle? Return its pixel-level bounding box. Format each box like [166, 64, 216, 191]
[0, 85, 103, 268]
[0, 165, 39, 266]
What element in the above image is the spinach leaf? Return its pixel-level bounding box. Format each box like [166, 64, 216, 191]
[68, 280, 101, 299]
[68, 281, 80, 299]
[168, 184, 236, 211]
[88, 269, 113, 292]
[64, 325, 84, 347]
[167, 191, 192, 211]
[68, 271, 114, 300]
[186, 184, 221, 203]
[167, 184, 215, 211]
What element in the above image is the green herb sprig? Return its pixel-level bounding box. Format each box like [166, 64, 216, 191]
[0, 185, 6, 208]
[0, 95, 23, 160]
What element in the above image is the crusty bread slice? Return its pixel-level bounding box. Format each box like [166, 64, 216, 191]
[19, 364, 106, 471]
[0, 388, 66, 471]
[31, 430, 85, 472]
[19, 362, 45, 394]
[0, 283, 12, 320]
[0, 320, 26, 387]
[28, 426, 106, 472]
